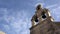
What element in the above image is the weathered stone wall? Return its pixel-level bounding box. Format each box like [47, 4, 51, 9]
[30, 18, 60, 34]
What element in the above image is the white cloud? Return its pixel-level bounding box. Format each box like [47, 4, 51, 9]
[3, 25, 10, 31]
[0, 8, 31, 34]
[46, 4, 57, 9]
[52, 6, 60, 11]
[51, 6, 60, 14]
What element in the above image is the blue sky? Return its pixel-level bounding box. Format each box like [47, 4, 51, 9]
[0, 0, 60, 34]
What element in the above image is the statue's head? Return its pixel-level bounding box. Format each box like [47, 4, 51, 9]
[36, 4, 42, 10]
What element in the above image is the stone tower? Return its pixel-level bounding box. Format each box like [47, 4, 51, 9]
[30, 4, 60, 34]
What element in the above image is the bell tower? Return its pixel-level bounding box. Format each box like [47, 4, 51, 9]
[30, 4, 55, 34]
[31, 4, 54, 27]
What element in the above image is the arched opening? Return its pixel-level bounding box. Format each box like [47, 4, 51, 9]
[42, 12, 46, 19]
[35, 16, 38, 22]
